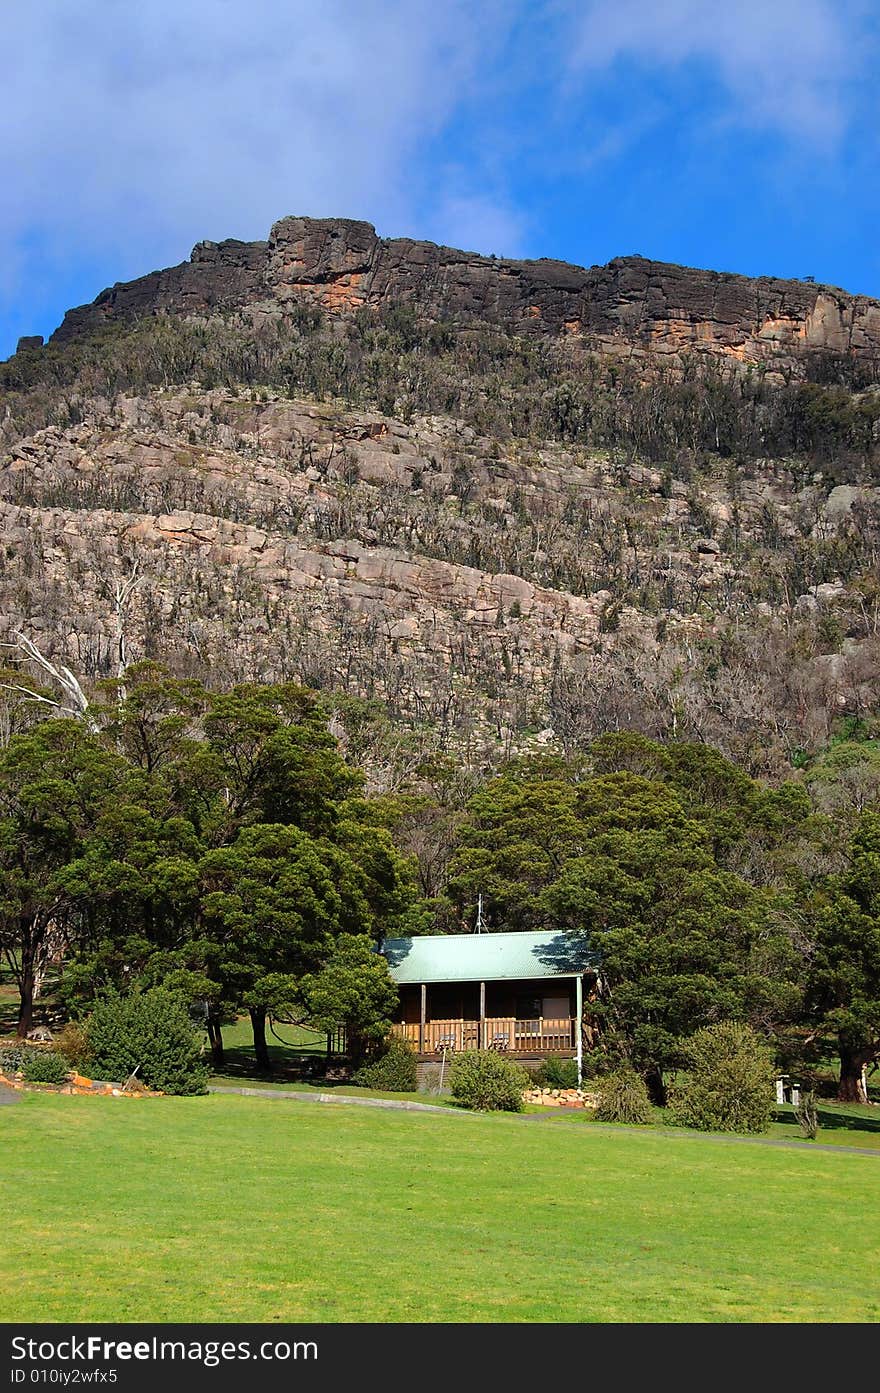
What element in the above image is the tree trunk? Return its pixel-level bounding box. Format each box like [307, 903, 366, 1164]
[837, 1044, 871, 1104]
[346, 1027, 366, 1070]
[16, 941, 35, 1039]
[250, 1007, 272, 1072]
[644, 1063, 667, 1107]
[206, 1017, 225, 1069]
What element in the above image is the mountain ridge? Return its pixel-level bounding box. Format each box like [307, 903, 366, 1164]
[45, 216, 880, 381]
[2, 216, 879, 785]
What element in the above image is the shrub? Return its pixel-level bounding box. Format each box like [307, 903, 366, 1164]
[22, 1050, 69, 1084]
[594, 1068, 653, 1125]
[54, 1021, 92, 1072]
[0, 1045, 27, 1075]
[352, 1039, 418, 1092]
[449, 1049, 530, 1112]
[794, 1089, 820, 1140]
[86, 988, 208, 1096]
[533, 1054, 579, 1089]
[667, 1021, 776, 1134]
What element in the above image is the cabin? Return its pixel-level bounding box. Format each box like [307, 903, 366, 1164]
[382, 930, 596, 1081]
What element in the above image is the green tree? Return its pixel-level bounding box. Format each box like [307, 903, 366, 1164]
[46, 675, 421, 1070]
[198, 683, 361, 839]
[198, 824, 360, 1070]
[299, 934, 399, 1063]
[806, 812, 880, 1102]
[197, 819, 416, 1070]
[446, 748, 803, 1102]
[0, 720, 142, 1035]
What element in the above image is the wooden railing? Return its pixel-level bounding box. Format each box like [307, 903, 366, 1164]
[390, 1017, 575, 1054]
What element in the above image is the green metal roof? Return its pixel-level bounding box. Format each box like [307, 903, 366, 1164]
[381, 931, 595, 985]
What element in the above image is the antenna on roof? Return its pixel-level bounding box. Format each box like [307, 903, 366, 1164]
[475, 892, 486, 934]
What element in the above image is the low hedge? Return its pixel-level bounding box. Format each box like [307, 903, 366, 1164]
[532, 1054, 579, 1089]
[0, 1044, 27, 1075]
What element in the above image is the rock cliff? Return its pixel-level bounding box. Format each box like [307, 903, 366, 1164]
[52, 217, 880, 381]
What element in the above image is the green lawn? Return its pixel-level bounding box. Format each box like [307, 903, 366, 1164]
[528, 1100, 880, 1150]
[3, 1091, 879, 1322]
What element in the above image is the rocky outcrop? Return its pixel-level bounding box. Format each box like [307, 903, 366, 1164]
[49, 217, 880, 379]
[2, 386, 877, 778]
[52, 238, 268, 343]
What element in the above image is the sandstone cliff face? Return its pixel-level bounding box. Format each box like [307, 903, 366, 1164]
[51, 217, 880, 380]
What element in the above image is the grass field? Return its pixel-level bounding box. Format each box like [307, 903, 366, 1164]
[3, 1091, 879, 1322]
[209, 1016, 880, 1145]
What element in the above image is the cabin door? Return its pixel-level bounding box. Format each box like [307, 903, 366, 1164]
[542, 994, 570, 1021]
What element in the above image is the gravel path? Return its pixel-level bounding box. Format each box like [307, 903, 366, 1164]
[209, 1084, 454, 1115]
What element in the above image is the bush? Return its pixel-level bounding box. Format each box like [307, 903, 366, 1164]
[352, 1039, 418, 1092]
[533, 1054, 579, 1089]
[449, 1050, 530, 1112]
[594, 1068, 654, 1125]
[0, 1045, 27, 1075]
[667, 1021, 776, 1134]
[54, 1021, 92, 1072]
[86, 988, 208, 1096]
[22, 1050, 70, 1084]
[794, 1089, 820, 1140]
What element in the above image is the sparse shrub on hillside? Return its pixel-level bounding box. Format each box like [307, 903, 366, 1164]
[593, 1068, 654, 1125]
[667, 1021, 776, 1134]
[449, 1049, 530, 1112]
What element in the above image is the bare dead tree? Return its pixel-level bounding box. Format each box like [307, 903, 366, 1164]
[110, 558, 142, 696]
[0, 631, 97, 730]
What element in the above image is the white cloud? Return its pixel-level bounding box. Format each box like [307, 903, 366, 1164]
[0, 1, 513, 308]
[421, 191, 529, 258]
[566, 0, 861, 144]
[1, 0, 874, 350]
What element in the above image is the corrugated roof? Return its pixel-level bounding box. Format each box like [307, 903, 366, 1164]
[381, 930, 595, 985]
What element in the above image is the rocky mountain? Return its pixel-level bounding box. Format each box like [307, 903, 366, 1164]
[2, 218, 879, 782]
[50, 216, 880, 381]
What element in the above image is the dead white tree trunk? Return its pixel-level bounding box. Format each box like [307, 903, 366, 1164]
[0, 631, 97, 730]
[112, 559, 142, 705]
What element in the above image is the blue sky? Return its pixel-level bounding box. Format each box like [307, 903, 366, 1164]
[2, 0, 878, 360]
